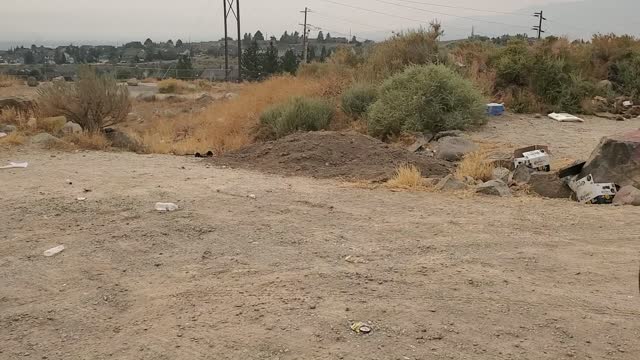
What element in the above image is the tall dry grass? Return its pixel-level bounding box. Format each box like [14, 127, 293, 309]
[0, 74, 21, 88]
[138, 72, 351, 155]
[455, 151, 495, 182]
[386, 164, 425, 189]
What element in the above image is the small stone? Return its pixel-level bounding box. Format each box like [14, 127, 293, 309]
[492, 167, 511, 183]
[44, 245, 65, 257]
[476, 180, 512, 197]
[509, 166, 534, 185]
[435, 174, 468, 191]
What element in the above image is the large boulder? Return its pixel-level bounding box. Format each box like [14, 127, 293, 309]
[528, 172, 573, 199]
[0, 96, 34, 112]
[31, 133, 64, 147]
[613, 186, 640, 206]
[579, 130, 640, 188]
[476, 180, 512, 197]
[104, 128, 143, 152]
[509, 165, 534, 185]
[62, 121, 82, 135]
[435, 136, 478, 162]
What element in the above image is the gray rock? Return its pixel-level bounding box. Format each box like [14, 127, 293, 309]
[509, 165, 534, 185]
[27, 77, 38, 87]
[435, 136, 478, 162]
[528, 172, 573, 199]
[127, 78, 139, 86]
[0, 124, 17, 133]
[476, 180, 512, 197]
[0, 96, 34, 112]
[31, 133, 64, 147]
[613, 186, 640, 206]
[579, 129, 640, 188]
[435, 174, 468, 191]
[597, 79, 613, 91]
[62, 121, 82, 135]
[492, 167, 511, 183]
[138, 93, 156, 102]
[104, 128, 143, 152]
[52, 76, 65, 83]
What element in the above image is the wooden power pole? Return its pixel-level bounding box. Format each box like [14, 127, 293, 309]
[533, 11, 546, 40]
[301, 7, 309, 63]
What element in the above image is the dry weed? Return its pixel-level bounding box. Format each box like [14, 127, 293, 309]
[455, 151, 495, 182]
[62, 132, 111, 151]
[0, 74, 21, 88]
[158, 79, 194, 94]
[386, 164, 425, 189]
[0, 132, 27, 146]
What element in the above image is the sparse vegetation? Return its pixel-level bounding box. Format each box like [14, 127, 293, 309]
[341, 83, 378, 119]
[257, 97, 334, 140]
[0, 74, 21, 88]
[386, 164, 424, 189]
[455, 151, 495, 182]
[367, 64, 487, 139]
[36, 66, 131, 132]
[62, 132, 111, 150]
[0, 131, 27, 146]
[158, 79, 193, 94]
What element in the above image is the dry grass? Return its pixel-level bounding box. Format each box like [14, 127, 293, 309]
[62, 132, 111, 151]
[135, 73, 350, 155]
[386, 164, 425, 189]
[158, 79, 194, 94]
[455, 151, 495, 182]
[0, 74, 21, 88]
[0, 132, 27, 146]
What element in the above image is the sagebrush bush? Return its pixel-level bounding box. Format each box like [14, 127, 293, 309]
[257, 97, 334, 140]
[341, 83, 378, 118]
[493, 40, 533, 88]
[37, 66, 131, 132]
[367, 64, 487, 139]
[610, 53, 640, 100]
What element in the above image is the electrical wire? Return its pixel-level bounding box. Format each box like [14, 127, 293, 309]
[391, 0, 532, 17]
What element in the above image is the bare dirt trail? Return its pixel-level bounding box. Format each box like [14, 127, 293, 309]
[1, 148, 639, 360]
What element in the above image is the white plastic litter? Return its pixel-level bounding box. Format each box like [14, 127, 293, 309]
[77, 197, 87, 201]
[0, 161, 28, 169]
[0, 132, 7, 138]
[44, 245, 65, 257]
[623, 100, 633, 107]
[548, 113, 584, 123]
[155, 202, 178, 212]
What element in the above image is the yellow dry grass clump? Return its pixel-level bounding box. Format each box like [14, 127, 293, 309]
[0, 132, 27, 146]
[455, 150, 495, 182]
[139, 73, 350, 155]
[386, 164, 424, 190]
[62, 132, 111, 151]
[0, 74, 21, 88]
[158, 79, 194, 94]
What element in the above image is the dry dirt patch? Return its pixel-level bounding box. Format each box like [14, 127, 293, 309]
[214, 131, 451, 181]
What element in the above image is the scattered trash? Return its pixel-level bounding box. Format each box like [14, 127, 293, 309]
[0, 132, 7, 138]
[569, 174, 617, 204]
[623, 100, 633, 108]
[344, 255, 367, 264]
[351, 322, 372, 334]
[0, 161, 28, 169]
[155, 202, 179, 212]
[248, 194, 257, 200]
[486, 103, 505, 116]
[77, 197, 87, 201]
[65, 179, 73, 185]
[44, 245, 65, 257]
[513, 147, 551, 172]
[548, 113, 584, 123]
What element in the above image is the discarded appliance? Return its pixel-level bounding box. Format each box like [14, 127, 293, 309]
[548, 113, 584, 123]
[514, 147, 551, 172]
[486, 103, 505, 116]
[569, 174, 618, 204]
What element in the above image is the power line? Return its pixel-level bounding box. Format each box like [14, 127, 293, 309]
[391, 0, 532, 17]
[371, 0, 532, 30]
[532, 11, 546, 40]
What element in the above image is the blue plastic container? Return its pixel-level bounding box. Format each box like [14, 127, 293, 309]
[486, 103, 505, 116]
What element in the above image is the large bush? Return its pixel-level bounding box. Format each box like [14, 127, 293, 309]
[610, 53, 640, 100]
[37, 67, 131, 132]
[367, 64, 487, 139]
[257, 97, 334, 140]
[493, 40, 533, 88]
[341, 83, 378, 118]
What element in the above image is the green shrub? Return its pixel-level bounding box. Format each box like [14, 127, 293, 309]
[367, 64, 487, 139]
[341, 83, 378, 118]
[257, 97, 334, 140]
[610, 52, 640, 100]
[493, 40, 533, 88]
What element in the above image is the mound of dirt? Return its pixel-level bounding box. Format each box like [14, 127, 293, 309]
[214, 131, 452, 181]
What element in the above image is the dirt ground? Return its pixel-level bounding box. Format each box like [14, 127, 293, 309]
[215, 131, 451, 181]
[2, 128, 639, 359]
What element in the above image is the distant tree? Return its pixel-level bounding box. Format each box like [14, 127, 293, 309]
[243, 33, 252, 45]
[24, 51, 35, 65]
[176, 39, 184, 47]
[350, 36, 358, 44]
[281, 49, 299, 75]
[145, 50, 153, 62]
[133, 55, 140, 64]
[54, 50, 66, 64]
[31, 44, 37, 52]
[167, 39, 174, 46]
[241, 40, 263, 81]
[280, 31, 290, 43]
[270, 36, 277, 42]
[325, 33, 332, 42]
[307, 45, 316, 63]
[176, 55, 194, 79]
[262, 41, 280, 75]
[254, 30, 265, 41]
[144, 38, 154, 47]
[320, 46, 327, 62]
[317, 31, 324, 42]
[292, 31, 300, 44]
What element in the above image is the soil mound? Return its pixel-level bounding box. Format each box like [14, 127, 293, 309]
[214, 131, 452, 181]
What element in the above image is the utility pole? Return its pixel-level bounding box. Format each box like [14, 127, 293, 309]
[223, 0, 241, 82]
[301, 7, 309, 64]
[533, 11, 546, 40]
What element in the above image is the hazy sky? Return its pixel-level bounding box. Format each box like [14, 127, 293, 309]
[0, 0, 615, 46]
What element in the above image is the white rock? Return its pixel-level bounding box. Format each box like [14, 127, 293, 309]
[44, 245, 65, 257]
[155, 202, 178, 212]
